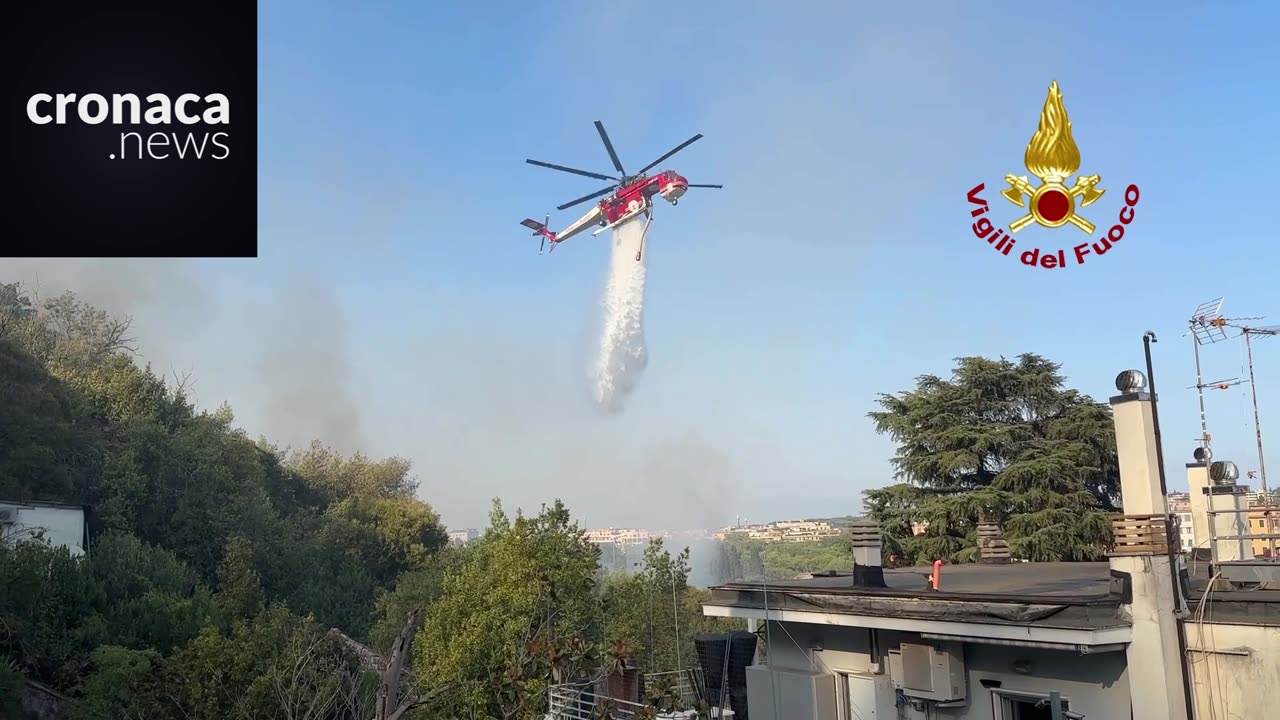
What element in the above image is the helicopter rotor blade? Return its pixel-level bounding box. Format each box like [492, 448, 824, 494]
[594, 121, 626, 176]
[636, 134, 703, 175]
[686, 184, 723, 189]
[558, 185, 617, 211]
[526, 159, 617, 182]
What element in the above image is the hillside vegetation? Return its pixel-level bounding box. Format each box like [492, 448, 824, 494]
[0, 282, 737, 720]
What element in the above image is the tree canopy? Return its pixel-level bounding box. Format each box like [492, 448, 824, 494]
[864, 353, 1119, 564]
[0, 280, 742, 719]
[0, 283, 450, 717]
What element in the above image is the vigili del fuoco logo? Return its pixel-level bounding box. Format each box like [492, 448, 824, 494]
[966, 81, 1140, 269]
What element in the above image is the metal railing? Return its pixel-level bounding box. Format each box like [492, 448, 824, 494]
[643, 670, 702, 707]
[547, 669, 709, 720]
[548, 683, 645, 719]
[1205, 506, 1280, 563]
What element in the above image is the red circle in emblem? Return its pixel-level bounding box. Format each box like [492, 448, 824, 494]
[1036, 189, 1071, 223]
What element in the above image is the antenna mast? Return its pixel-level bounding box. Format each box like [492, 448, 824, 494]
[1232, 322, 1278, 505]
[1190, 299, 1276, 559]
[1187, 298, 1235, 455]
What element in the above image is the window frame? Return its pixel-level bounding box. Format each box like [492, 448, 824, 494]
[990, 688, 1072, 719]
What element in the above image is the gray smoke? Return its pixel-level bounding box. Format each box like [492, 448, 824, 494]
[0, 258, 209, 376]
[249, 285, 366, 454]
[0, 260, 364, 454]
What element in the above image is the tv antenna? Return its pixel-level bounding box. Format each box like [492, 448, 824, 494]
[1223, 318, 1278, 512]
[1187, 299, 1277, 557]
[1187, 298, 1236, 456]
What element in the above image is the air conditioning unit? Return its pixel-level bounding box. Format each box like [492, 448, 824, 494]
[844, 672, 896, 718]
[745, 665, 837, 720]
[887, 649, 903, 690]
[889, 642, 966, 702]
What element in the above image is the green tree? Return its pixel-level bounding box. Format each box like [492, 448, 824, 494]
[75, 531, 214, 655]
[287, 442, 418, 505]
[0, 334, 102, 504]
[864, 353, 1118, 564]
[0, 541, 95, 686]
[597, 539, 745, 681]
[602, 540, 700, 674]
[216, 536, 265, 622]
[414, 499, 601, 719]
[69, 645, 167, 720]
[0, 656, 23, 718]
[368, 543, 468, 652]
[162, 603, 300, 720]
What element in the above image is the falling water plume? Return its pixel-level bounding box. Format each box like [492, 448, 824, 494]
[593, 215, 650, 411]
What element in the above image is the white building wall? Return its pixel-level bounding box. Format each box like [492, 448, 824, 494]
[759, 621, 1131, 719]
[0, 503, 87, 556]
[1186, 621, 1280, 720]
[1178, 512, 1195, 551]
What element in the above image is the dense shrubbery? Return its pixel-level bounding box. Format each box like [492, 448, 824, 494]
[0, 282, 739, 719]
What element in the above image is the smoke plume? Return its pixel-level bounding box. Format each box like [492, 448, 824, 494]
[250, 285, 366, 454]
[592, 215, 650, 411]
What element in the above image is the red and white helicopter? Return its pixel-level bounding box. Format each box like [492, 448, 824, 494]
[519, 121, 721, 261]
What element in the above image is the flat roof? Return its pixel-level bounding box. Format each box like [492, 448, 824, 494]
[0, 499, 85, 511]
[705, 562, 1127, 632]
[716, 562, 1115, 602]
[706, 560, 1280, 630]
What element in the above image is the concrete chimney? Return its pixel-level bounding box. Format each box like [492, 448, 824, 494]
[1188, 460, 1250, 563]
[1111, 379, 1165, 515]
[1108, 370, 1189, 720]
[848, 520, 886, 587]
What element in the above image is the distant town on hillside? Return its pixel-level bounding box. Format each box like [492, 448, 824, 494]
[447, 515, 865, 547]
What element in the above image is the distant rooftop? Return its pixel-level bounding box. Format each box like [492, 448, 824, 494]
[0, 499, 86, 511]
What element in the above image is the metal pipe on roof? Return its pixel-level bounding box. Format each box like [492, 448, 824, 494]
[1144, 332, 1196, 720]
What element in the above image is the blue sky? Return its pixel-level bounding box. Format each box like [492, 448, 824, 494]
[11, 1, 1279, 530]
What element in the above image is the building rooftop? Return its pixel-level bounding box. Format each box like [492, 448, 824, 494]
[705, 559, 1280, 633]
[706, 562, 1127, 635]
[0, 499, 86, 511]
[716, 561, 1115, 601]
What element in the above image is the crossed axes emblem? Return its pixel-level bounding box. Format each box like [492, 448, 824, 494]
[1001, 173, 1105, 234]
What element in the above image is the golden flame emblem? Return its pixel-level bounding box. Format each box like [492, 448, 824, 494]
[1001, 81, 1105, 234]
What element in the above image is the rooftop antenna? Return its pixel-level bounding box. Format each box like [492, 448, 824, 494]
[1226, 319, 1279, 557]
[1188, 299, 1277, 559]
[1186, 297, 1234, 457]
[1221, 320, 1278, 492]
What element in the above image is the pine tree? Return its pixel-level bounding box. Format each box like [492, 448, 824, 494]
[865, 354, 1119, 564]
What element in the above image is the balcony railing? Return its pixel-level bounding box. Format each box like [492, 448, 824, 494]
[548, 684, 646, 720]
[547, 669, 719, 720]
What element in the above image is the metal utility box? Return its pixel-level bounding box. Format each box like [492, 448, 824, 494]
[887, 649, 903, 690]
[745, 665, 837, 720]
[891, 642, 966, 702]
[844, 672, 896, 719]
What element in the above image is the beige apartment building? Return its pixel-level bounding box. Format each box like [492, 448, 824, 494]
[1248, 508, 1280, 558]
[583, 528, 651, 545]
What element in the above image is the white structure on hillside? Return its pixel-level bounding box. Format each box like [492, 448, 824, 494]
[716, 520, 843, 543]
[447, 528, 481, 545]
[0, 500, 88, 557]
[584, 528, 652, 545]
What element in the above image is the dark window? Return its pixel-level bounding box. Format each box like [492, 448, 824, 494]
[996, 692, 1071, 720]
